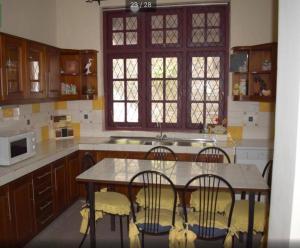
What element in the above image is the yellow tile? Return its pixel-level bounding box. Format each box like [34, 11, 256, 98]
[92, 96, 104, 110]
[227, 126, 243, 140]
[32, 103, 40, 113]
[71, 122, 80, 137]
[41, 126, 49, 141]
[54, 101, 67, 110]
[2, 108, 14, 118]
[259, 102, 275, 112]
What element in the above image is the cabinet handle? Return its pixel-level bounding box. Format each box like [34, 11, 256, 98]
[40, 214, 54, 225]
[7, 192, 12, 222]
[38, 186, 52, 196]
[39, 201, 52, 211]
[37, 171, 51, 180]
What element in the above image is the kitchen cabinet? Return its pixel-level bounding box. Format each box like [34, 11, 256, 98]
[46, 46, 61, 98]
[66, 151, 80, 204]
[52, 158, 68, 215]
[33, 164, 54, 232]
[26, 41, 47, 98]
[1, 34, 26, 101]
[10, 174, 35, 247]
[0, 185, 14, 248]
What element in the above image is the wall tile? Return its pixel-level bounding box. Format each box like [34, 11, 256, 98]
[2, 108, 14, 118]
[259, 102, 275, 112]
[41, 126, 49, 141]
[54, 101, 67, 110]
[32, 103, 40, 113]
[71, 122, 80, 137]
[92, 96, 104, 110]
[227, 126, 243, 140]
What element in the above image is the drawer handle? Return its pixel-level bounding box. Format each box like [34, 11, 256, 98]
[37, 171, 51, 180]
[38, 186, 52, 196]
[40, 214, 54, 225]
[39, 201, 52, 211]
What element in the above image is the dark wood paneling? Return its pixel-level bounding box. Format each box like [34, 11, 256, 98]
[46, 46, 61, 98]
[66, 151, 80, 204]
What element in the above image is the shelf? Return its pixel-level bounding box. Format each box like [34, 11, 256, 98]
[232, 71, 248, 74]
[251, 70, 272, 74]
[60, 73, 80, 76]
[233, 95, 275, 102]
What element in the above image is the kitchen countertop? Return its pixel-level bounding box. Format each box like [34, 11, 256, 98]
[0, 137, 272, 187]
[235, 139, 274, 150]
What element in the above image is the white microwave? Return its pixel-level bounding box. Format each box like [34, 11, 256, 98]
[0, 130, 36, 166]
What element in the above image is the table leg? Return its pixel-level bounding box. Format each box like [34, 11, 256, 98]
[247, 192, 255, 248]
[88, 182, 96, 248]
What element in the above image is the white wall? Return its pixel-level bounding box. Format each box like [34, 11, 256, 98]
[268, 0, 300, 245]
[0, 0, 57, 45]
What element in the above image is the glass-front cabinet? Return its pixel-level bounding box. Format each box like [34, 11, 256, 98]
[27, 42, 46, 98]
[2, 35, 26, 100]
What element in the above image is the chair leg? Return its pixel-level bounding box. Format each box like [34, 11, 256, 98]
[141, 232, 145, 248]
[111, 215, 116, 231]
[119, 216, 124, 248]
[126, 215, 129, 230]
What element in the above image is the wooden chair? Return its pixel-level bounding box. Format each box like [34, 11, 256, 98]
[195, 146, 231, 164]
[144, 145, 177, 161]
[183, 174, 235, 246]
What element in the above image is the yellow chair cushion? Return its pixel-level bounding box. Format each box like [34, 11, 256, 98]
[225, 200, 266, 233]
[136, 187, 179, 211]
[95, 191, 131, 216]
[190, 189, 232, 213]
[187, 211, 229, 229]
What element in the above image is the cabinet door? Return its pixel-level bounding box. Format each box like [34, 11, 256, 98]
[26, 41, 46, 98]
[10, 175, 35, 247]
[0, 185, 14, 248]
[66, 151, 80, 204]
[47, 46, 60, 98]
[52, 158, 67, 215]
[2, 35, 26, 100]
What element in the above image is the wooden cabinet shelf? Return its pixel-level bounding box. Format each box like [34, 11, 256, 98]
[231, 43, 277, 102]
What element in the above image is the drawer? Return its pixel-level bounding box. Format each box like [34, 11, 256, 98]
[36, 205, 54, 230]
[34, 183, 53, 200]
[33, 166, 52, 187]
[36, 195, 54, 219]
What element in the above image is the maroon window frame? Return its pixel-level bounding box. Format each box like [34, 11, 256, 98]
[103, 4, 229, 131]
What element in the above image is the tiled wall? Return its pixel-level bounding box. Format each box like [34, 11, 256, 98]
[0, 95, 274, 141]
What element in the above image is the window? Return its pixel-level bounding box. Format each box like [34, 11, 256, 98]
[104, 5, 229, 130]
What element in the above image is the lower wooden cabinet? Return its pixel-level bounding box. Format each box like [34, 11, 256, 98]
[0, 185, 14, 248]
[66, 151, 80, 204]
[10, 175, 35, 247]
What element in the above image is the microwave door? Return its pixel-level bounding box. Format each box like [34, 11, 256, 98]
[10, 138, 28, 158]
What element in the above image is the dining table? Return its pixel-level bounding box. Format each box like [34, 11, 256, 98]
[76, 158, 270, 248]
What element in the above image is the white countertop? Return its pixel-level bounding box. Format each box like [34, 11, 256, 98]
[235, 139, 274, 150]
[77, 158, 269, 192]
[0, 137, 272, 187]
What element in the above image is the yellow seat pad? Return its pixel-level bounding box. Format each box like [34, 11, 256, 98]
[95, 191, 130, 216]
[136, 187, 180, 210]
[187, 211, 229, 229]
[225, 200, 266, 233]
[190, 190, 232, 213]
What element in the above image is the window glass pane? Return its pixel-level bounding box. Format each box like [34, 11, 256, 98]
[112, 17, 124, 30]
[127, 81, 138, 100]
[30, 61, 39, 81]
[126, 32, 138, 45]
[127, 102, 139, 122]
[207, 28, 220, 43]
[151, 15, 163, 29]
[165, 103, 177, 123]
[112, 32, 124, 46]
[207, 57, 220, 78]
[152, 31, 164, 44]
[151, 58, 164, 78]
[113, 59, 124, 79]
[191, 80, 204, 101]
[166, 30, 178, 44]
[126, 58, 138, 79]
[206, 80, 219, 101]
[166, 80, 177, 100]
[126, 17, 137, 30]
[192, 57, 205, 78]
[113, 81, 125, 100]
[206, 103, 219, 124]
[151, 102, 163, 123]
[191, 103, 204, 124]
[207, 13, 220, 27]
[113, 102, 125, 122]
[192, 29, 205, 44]
[166, 14, 178, 28]
[151, 80, 163, 100]
[165, 57, 178, 78]
[192, 13, 205, 27]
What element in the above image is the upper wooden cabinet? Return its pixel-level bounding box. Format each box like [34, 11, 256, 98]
[1, 35, 26, 101]
[46, 46, 61, 99]
[26, 41, 47, 98]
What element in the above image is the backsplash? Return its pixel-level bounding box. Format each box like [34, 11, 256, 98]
[0, 96, 274, 142]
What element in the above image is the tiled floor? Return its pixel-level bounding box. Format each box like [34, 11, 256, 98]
[25, 200, 261, 248]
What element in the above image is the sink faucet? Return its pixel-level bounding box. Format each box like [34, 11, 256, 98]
[156, 122, 167, 140]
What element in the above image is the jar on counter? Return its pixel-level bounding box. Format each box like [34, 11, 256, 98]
[239, 79, 247, 95]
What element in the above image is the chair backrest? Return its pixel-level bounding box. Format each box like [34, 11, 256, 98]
[128, 170, 177, 235]
[262, 159, 273, 187]
[144, 146, 177, 161]
[81, 152, 96, 172]
[183, 174, 235, 240]
[195, 147, 231, 164]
